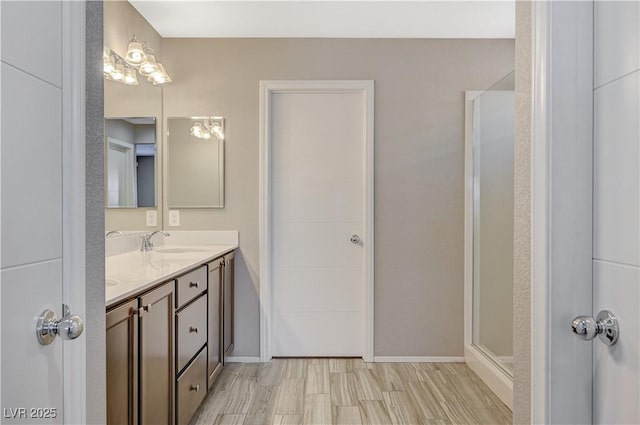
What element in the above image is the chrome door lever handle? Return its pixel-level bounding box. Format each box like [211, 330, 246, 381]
[571, 310, 619, 346]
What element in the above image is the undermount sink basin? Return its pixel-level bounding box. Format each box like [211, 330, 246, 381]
[106, 278, 120, 287]
[155, 248, 210, 254]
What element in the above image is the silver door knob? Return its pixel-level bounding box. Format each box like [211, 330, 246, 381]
[350, 234, 361, 244]
[36, 304, 84, 345]
[571, 310, 618, 346]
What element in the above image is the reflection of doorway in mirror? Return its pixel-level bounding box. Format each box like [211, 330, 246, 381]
[135, 144, 156, 207]
[107, 137, 137, 207]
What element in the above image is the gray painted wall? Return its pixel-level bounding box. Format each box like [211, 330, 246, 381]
[161, 38, 514, 357]
[513, 1, 532, 423]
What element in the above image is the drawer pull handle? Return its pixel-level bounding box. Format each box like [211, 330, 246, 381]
[189, 326, 198, 334]
[190, 384, 200, 392]
[189, 281, 199, 288]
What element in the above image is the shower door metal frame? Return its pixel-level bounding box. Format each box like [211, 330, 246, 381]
[463, 90, 514, 410]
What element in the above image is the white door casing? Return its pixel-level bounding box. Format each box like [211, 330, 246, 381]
[529, 1, 640, 424]
[259, 80, 374, 362]
[0, 1, 87, 423]
[531, 1, 594, 423]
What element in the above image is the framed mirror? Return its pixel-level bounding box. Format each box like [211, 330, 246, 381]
[167, 117, 225, 208]
[105, 117, 157, 208]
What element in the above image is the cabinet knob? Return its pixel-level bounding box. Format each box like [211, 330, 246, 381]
[190, 384, 200, 392]
[189, 326, 198, 334]
[189, 281, 199, 288]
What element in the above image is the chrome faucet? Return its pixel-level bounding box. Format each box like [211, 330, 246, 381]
[140, 231, 170, 252]
[106, 230, 123, 237]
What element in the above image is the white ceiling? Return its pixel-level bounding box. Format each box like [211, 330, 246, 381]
[129, 1, 515, 39]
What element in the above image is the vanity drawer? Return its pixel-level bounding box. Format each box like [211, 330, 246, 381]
[176, 348, 207, 425]
[176, 265, 207, 309]
[176, 295, 207, 373]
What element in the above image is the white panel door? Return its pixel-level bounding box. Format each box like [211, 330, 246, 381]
[592, 3, 640, 423]
[1, 1, 86, 423]
[271, 91, 365, 357]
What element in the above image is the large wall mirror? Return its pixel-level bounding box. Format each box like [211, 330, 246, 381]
[106, 117, 157, 208]
[167, 117, 225, 208]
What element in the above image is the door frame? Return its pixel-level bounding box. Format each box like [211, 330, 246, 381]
[530, 1, 594, 423]
[258, 80, 375, 362]
[62, 1, 88, 423]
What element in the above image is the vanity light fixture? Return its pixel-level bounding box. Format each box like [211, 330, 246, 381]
[124, 35, 147, 66]
[104, 36, 171, 86]
[190, 118, 225, 141]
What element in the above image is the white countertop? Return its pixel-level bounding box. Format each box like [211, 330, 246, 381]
[106, 244, 237, 308]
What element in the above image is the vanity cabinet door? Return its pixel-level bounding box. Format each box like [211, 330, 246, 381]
[106, 300, 138, 425]
[139, 281, 175, 425]
[207, 258, 223, 388]
[223, 252, 235, 359]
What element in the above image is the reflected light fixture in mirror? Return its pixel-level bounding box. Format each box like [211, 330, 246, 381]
[190, 118, 224, 140]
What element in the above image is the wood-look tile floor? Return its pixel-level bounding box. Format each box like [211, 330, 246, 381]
[191, 359, 512, 425]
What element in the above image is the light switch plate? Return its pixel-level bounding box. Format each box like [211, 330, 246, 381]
[169, 210, 180, 227]
[146, 210, 157, 227]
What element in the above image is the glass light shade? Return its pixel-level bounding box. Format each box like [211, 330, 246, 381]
[123, 67, 139, 85]
[138, 51, 158, 76]
[111, 63, 125, 81]
[103, 50, 115, 74]
[125, 37, 147, 66]
[149, 63, 171, 85]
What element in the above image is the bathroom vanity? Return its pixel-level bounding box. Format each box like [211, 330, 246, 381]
[105, 238, 237, 425]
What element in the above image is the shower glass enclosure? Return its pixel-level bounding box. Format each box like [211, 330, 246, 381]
[470, 71, 515, 376]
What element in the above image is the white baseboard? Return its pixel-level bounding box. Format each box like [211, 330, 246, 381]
[464, 346, 513, 410]
[373, 356, 464, 363]
[225, 356, 261, 363]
